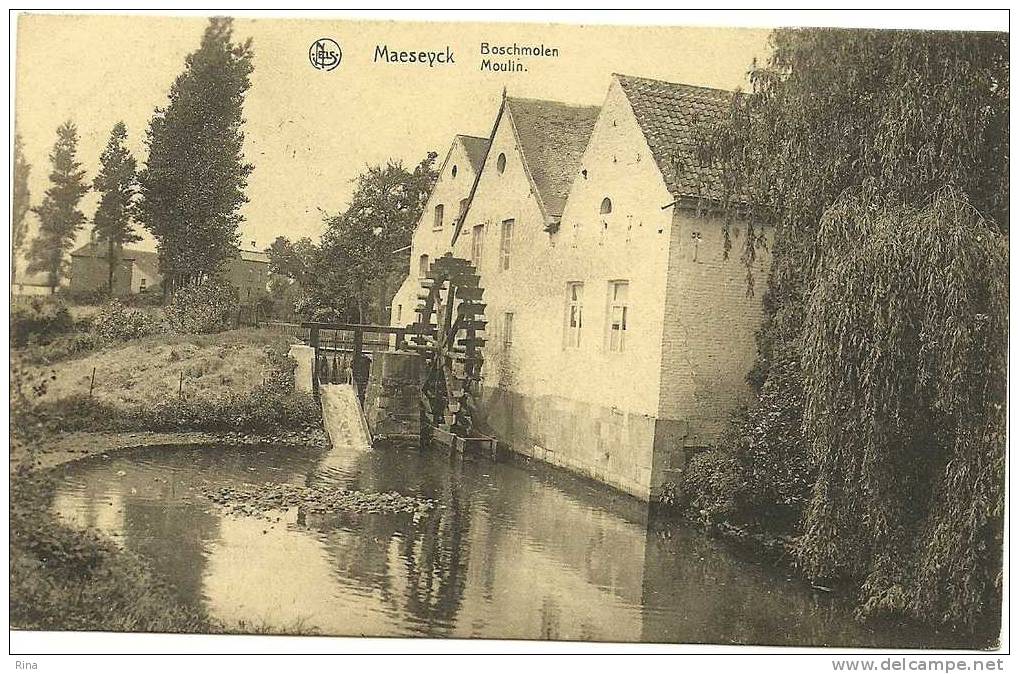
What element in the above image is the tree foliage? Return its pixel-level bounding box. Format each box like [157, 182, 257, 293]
[707, 28, 1008, 630]
[28, 121, 88, 293]
[309, 152, 438, 322]
[11, 133, 31, 283]
[92, 121, 141, 294]
[800, 189, 1006, 628]
[138, 17, 254, 294]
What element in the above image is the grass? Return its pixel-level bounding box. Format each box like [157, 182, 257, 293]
[18, 327, 294, 409]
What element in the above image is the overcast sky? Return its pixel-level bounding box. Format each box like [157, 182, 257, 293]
[14, 14, 771, 256]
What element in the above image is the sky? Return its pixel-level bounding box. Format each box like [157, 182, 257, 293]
[13, 14, 772, 258]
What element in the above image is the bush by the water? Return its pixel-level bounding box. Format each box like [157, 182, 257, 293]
[33, 386, 320, 435]
[9, 470, 211, 632]
[164, 281, 238, 334]
[11, 298, 73, 347]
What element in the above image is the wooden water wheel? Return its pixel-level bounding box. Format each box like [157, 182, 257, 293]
[411, 253, 486, 449]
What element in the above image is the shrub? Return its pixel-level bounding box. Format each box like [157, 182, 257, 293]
[165, 281, 237, 334]
[91, 300, 163, 341]
[10, 298, 73, 347]
[262, 343, 297, 394]
[678, 450, 745, 524]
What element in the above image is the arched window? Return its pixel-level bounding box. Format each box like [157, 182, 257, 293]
[418, 254, 429, 277]
[451, 165, 458, 178]
[433, 204, 444, 230]
[497, 153, 507, 174]
[600, 197, 613, 215]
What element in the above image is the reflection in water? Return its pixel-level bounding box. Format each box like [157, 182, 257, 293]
[49, 443, 978, 646]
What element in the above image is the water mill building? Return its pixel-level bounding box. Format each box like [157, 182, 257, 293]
[391, 73, 771, 501]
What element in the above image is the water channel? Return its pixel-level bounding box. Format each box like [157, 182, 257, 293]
[49, 442, 979, 646]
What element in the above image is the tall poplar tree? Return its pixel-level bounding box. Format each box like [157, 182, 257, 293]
[138, 17, 254, 295]
[92, 121, 141, 295]
[11, 133, 31, 283]
[28, 121, 88, 293]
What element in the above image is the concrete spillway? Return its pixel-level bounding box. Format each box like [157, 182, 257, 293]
[319, 384, 372, 452]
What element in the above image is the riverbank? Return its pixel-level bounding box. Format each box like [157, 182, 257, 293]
[10, 323, 331, 634]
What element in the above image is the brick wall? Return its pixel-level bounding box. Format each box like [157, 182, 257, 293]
[657, 208, 771, 446]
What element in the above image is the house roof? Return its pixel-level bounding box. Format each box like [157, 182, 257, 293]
[615, 73, 734, 202]
[238, 249, 270, 264]
[14, 270, 50, 286]
[70, 243, 156, 261]
[505, 96, 601, 218]
[457, 135, 490, 174]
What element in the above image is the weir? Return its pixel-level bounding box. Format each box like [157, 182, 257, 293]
[318, 384, 371, 451]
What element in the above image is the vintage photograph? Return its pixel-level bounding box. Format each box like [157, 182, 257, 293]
[8, 11, 1008, 653]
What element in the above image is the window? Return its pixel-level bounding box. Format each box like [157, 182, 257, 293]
[458, 198, 469, 223]
[139, 277, 147, 291]
[433, 204, 444, 230]
[396, 304, 402, 323]
[497, 153, 507, 174]
[503, 312, 514, 349]
[565, 282, 583, 348]
[419, 254, 429, 277]
[600, 197, 613, 215]
[607, 281, 629, 352]
[499, 219, 514, 271]
[471, 224, 485, 265]
[451, 164, 458, 178]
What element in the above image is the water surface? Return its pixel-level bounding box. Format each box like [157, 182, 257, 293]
[50, 443, 978, 646]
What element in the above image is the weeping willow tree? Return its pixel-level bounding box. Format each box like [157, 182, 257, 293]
[801, 188, 1006, 627]
[707, 28, 1008, 630]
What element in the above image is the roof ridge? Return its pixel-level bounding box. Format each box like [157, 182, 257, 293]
[505, 95, 600, 110]
[613, 72, 735, 97]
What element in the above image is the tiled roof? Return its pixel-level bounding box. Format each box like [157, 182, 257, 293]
[238, 249, 270, 264]
[505, 97, 600, 217]
[615, 74, 734, 202]
[70, 243, 157, 260]
[457, 135, 490, 174]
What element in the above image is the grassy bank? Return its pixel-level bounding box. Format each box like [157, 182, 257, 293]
[10, 323, 324, 634]
[10, 469, 215, 632]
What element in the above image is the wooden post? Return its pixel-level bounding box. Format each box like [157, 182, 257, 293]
[89, 367, 96, 397]
[310, 325, 320, 395]
[179, 371, 184, 398]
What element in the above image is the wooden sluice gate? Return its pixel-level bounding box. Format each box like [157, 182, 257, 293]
[299, 255, 498, 458]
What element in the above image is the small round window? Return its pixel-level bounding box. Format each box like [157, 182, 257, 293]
[600, 197, 613, 215]
[451, 165, 458, 178]
[497, 153, 507, 174]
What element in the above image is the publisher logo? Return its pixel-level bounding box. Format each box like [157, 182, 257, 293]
[309, 38, 342, 71]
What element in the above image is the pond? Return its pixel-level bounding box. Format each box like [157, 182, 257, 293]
[50, 442, 978, 646]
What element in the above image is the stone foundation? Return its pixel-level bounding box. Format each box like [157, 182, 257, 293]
[476, 386, 685, 501]
[363, 351, 422, 438]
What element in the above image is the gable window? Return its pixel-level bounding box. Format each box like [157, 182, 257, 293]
[419, 254, 430, 278]
[600, 197, 613, 215]
[458, 198, 469, 224]
[451, 164, 458, 178]
[607, 281, 629, 353]
[433, 204, 444, 230]
[497, 153, 507, 174]
[396, 304, 402, 323]
[565, 282, 583, 348]
[499, 219, 514, 271]
[471, 225, 485, 266]
[503, 311, 514, 349]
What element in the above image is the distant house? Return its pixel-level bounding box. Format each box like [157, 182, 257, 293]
[226, 246, 271, 303]
[69, 239, 271, 300]
[69, 242, 163, 296]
